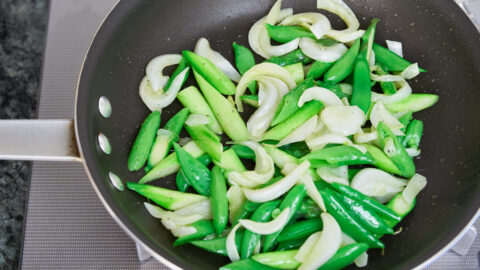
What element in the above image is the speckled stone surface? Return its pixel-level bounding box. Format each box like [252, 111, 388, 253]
[0, 0, 48, 269]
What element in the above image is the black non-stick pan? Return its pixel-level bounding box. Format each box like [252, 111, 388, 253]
[1, 0, 480, 269]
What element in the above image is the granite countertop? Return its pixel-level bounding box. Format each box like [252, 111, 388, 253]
[0, 0, 48, 269]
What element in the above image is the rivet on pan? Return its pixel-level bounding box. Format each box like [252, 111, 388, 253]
[98, 133, 112, 155]
[108, 172, 124, 191]
[98, 96, 112, 118]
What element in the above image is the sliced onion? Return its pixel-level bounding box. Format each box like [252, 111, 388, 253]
[406, 147, 421, 157]
[144, 202, 209, 229]
[371, 79, 412, 104]
[306, 133, 351, 151]
[247, 79, 281, 140]
[299, 37, 347, 62]
[370, 101, 404, 131]
[386, 40, 403, 57]
[243, 161, 310, 202]
[239, 208, 290, 235]
[175, 199, 211, 217]
[144, 202, 169, 219]
[400, 63, 420, 80]
[402, 173, 427, 204]
[146, 54, 182, 92]
[139, 68, 190, 111]
[281, 12, 331, 39]
[296, 231, 321, 263]
[369, 50, 376, 68]
[194, 38, 241, 82]
[353, 128, 378, 144]
[321, 105, 365, 136]
[298, 87, 343, 107]
[340, 83, 353, 95]
[341, 233, 368, 268]
[185, 113, 210, 127]
[351, 168, 408, 203]
[317, 166, 349, 185]
[227, 186, 245, 223]
[316, 0, 364, 43]
[370, 73, 404, 82]
[298, 213, 342, 270]
[301, 173, 327, 212]
[226, 224, 242, 262]
[171, 226, 197, 237]
[277, 115, 318, 147]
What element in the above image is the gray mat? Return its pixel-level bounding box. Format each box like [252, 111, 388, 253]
[20, 0, 480, 269]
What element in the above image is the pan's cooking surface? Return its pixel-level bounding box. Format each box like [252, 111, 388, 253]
[76, 0, 480, 269]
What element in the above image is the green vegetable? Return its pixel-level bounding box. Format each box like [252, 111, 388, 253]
[301, 145, 373, 167]
[213, 148, 246, 174]
[317, 243, 369, 270]
[173, 142, 211, 196]
[194, 70, 249, 142]
[316, 81, 348, 99]
[240, 95, 259, 108]
[360, 18, 379, 60]
[297, 198, 321, 219]
[183, 50, 236, 95]
[173, 220, 215, 246]
[233, 42, 256, 94]
[263, 101, 323, 141]
[387, 193, 416, 220]
[324, 38, 360, 83]
[266, 24, 316, 43]
[373, 43, 427, 72]
[177, 86, 223, 134]
[176, 154, 212, 192]
[283, 62, 305, 84]
[276, 237, 308, 251]
[376, 64, 397, 95]
[241, 200, 280, 259]
[384, 93, 439, 113]
[266, 49, 313, 66]
[252, 249, 300, 269]
[185, 124, 223, 162]
[350, 53, 371, 114]
[220, 258, 278, 270]
[306, 61, 334, 80]
[126, 182, 206, 210]
[397, 111, 413, 133]
[164, 56, 190, 91]
[128, 110, 161, 171]
[263, 144, 299, 170]
[272, 77, 315, 126]
[403, 119, 423, 149]
[277, 218, 323, 242]
[232, 201, 261, 226]
[210, 166, 229, 235]
[231, 144, 256, 160]
[278, 141, 310, 159]
[191, 231, 244, 256]
[360, 143, 402, 175]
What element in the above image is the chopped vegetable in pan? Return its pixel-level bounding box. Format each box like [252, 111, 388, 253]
[125, 0, 438, 269]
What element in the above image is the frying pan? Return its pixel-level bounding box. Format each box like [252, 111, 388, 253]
[1, 0, 480, 269]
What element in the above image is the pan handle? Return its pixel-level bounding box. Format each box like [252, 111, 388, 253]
[0, 119, 81, 162]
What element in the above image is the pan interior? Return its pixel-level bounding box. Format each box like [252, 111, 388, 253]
[76, 0, 480, 269]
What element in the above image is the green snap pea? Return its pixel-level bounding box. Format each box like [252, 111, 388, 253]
[266, 49, 313, 66]
[176, 154, 212, 192]
[318, 243, 369, 270]
[263, 184, 307, 252]
[403, 119, 423, 149]
[296, 198, 321, 219]
[398, 111, 413, 133]
[300, 145, 373, 167]
[241, 200, 280, 259]
[240, 95, 259, 108]
[210, 166, 229, 236]
[173, 142, 211, 196]
[360, 18, 379, 60]
[277, 218, 323, 242]
[233, 42, 256, 94]
[191, 231, 245, 256]
[232, 201, 261, 226]
[360, 143, 402, 175]
[276, 237, 308, 251]
[376, 64, 397, 95]
[185, 123, 222, 162]
[127, 110, 161, 171]
[220, 258, 278, 270]
[377, 122, 416, 178]
[272, 77, 315, 126]
[278, 141, 310, 159]
[384, 93, 439, 113]
[373, 43, 427, 72]
[348, 168, 361, 180]
[266, 24, 316, 43]
[320, 188, 384, 248]
[164, 56, 190, 92]
[316, 80, 348, 99]
[252, 249, 300, 269]
[306, 61, 334, 80]
[350, 54, 372, 114]
[324, 38, 360, 83]
[173, 220, 215, 246]
[231, 144, 256, 160]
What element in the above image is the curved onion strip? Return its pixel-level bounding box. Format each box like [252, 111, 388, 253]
[341, 233, 368, 268]
[298, 213, 342, 270]
[306, 133, 351, 151]
[146, 54, 182, 92]
[194, 38, 241, 82]
[227, 186, 245, 223]
[277, 115, 318, 147]
[321, 105, 365, 136]
[171, 226, 197, 237]
[235, 63, 296, 111]
[370, 101, 404, 131]
[299, 37, 348, 62]
[370, 73, 404, 82]
[239, 208, 290, 235]
[371, 79, 412, 104]
[185, 113, 210, 127]
[402, 173, 427, 204]
[144, 202, 169, 219]
[316, 166, 349, 185]
[386, 40, 403, 57]
[243, 161, 310, 202]
[351, 168, 408, 203]
[226, 223, 242, 262]
[369, 50, 376, 67]
[400, 63, 420, 79]
[316, 0, 364, 43]
[247, 79, 280, 140]
[295, 231, 321, 263]
[301, 173, 327, 212]
[174, 199, 211, 217]
[281, 12, 331, 39]
[144, 202, 208, 228]
[354, 129, 378, 144]
[340, 83, 353, 95]
[139, 68, 189, 111]
[406, 147, 421, 157]
[298, 87, 343, 107]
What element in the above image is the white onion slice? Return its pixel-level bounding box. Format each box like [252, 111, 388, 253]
[296, 231, 321, 263]
[243, 161, 310, 202]
[370, 101, 404, 131]
[317, 166, 349, 185]
[371, 80, 412, 104]
[281, 12, 331, 39]
[144, 202, 169, 219]
[247, 78, 281, 140]
[185, 114, 210, 127]
[306, 133, 351, 151]
[175, 199, 211, 217]
[194, 38, 241, 82]
[277, 115, 318, 147]
[340, 83, 353, 95]
[316, 0, 364, 43]
[341, 233, 368, 268]
[298, 87, 343, 107]
[353, 128, 378, 144]
[171, 226, 197, 237]
[226, 223, 242, 262]
[406, 147, 421, 157]
[400, 63, 420, 80]
[299, 37, 348, 62]
[146, 54, 182, 92]
[351, 168, 408, 203]
[301, 173, 327, 212]
[321, 105, 365, 136]
[139, 68, 189, 111]
[227, 186, 245, 223]
[402, 173, 427, 204]
[298, 213, 342, 270]
[239, 208, 290, 235]
[386, 40, 403, 57]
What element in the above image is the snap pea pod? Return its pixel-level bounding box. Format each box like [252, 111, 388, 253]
[278, 141, 310, 159]
[373, 43, 427, 72]
[263, 101, 323, 142]
[385, 193, 417, 227]
[263, 184, 307, 252]
[276, 237, 308, 251]
[214, 149, 246, 175]
[360, 143, 402, 175]
[185, 124, 222, 162]
[350, 53, 372, 114]
[348, 168, 361, 180]
[220, 258, 278, 270]
[128, 110, 161, 171]
[232, 201, 261, 226]
[173, 220, 215, 246]
[266, 24, 316, 43]
[241, 200, 280, 259]
[210, 166, 229, 236]
[176, 154, 212, 193]
[240, 95, 259, 108]
[283, 62, 305, 84]
[316, 81, 348, 99]
[306, 61, 334, 80]
[320, 188, 384, 248]
[330, 182, 401, 223]
[252, 249, 300, 270]
[296, 198, 321, 219]
[398, 111, 413, 133]
[191, 231, 245, 256]
[377, 122, 415, 178]
[164, 56, 190, 91]
[376, 64, 397, 95]
[183, 50, 236, 95]
[317, 243, 369, 270]
[173, 142, 211, 196]
[233, 42, 256, 94]
[360, 18, 379, 60]
[403, 119, 423, 149]
[272, 77, 315, 126]
[265, 49, 313, 66]
[277, 218, 323, 242]
[231, 144, 256, 160]
[324, 38, 360, 83]
[384, 93, 439, 113]
[300, 145, 373, 167]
